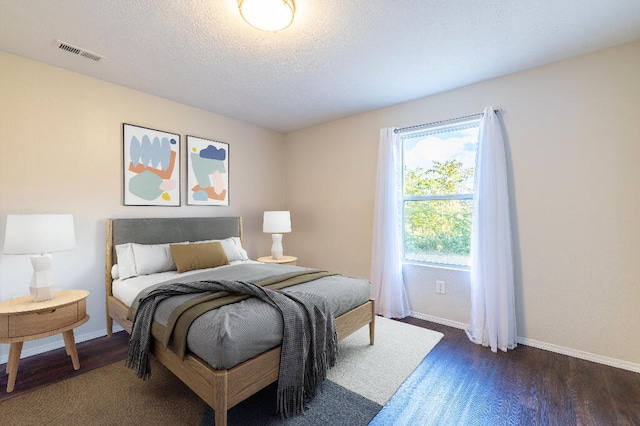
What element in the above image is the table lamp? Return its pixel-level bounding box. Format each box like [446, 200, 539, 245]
[3, 214, 76, 301]
[263, 211, 291, 260]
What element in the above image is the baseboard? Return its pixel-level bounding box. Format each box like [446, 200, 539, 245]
[517, 336, 640, 374]
[410, 311, 468, 330]
[0, 325, 124, 365]
[411, 311, 640, 374]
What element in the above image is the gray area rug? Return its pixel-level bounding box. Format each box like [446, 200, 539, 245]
[200, 380, 381, 425]
[201, 317, 443, 425]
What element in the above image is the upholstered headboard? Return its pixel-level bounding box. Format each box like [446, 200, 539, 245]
[111, 217, 241, 247]
[105, 216, 242, 297]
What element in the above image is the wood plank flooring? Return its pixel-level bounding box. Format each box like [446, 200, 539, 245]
[1, 319, 639, 425]
[396, 317, 640, 425]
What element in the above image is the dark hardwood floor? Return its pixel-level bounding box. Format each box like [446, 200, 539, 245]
[396, 317, 640, 426]
[1, 319, 639, 425]
[0, 331, 129, 403]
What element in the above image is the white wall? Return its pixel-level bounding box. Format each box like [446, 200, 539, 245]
[285, 41, 640, 368]
[0, 51, 287, 362]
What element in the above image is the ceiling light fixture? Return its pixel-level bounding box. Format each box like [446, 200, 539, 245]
[238, 0, 295, 32]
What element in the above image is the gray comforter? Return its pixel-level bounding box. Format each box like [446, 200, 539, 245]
[130, 263, 371, 369]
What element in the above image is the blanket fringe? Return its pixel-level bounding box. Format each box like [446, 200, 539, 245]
[125, 340, 151, 380]
[278, 386, 306, 418]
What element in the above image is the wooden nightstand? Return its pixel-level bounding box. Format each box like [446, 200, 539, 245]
[257, 255, 298, 266]
[0, 289, 90, 392]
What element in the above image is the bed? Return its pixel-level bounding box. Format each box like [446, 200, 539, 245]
[105, 217, 375, 426]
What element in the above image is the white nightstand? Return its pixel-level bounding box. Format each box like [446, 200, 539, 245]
[257, 256, 297, 266]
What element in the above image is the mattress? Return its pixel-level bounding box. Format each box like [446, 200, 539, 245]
[114, 262, 371, 369]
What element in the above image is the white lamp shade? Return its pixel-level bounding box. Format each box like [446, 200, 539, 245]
[4, 214, 76, 255]
[263, 211, 291, 234]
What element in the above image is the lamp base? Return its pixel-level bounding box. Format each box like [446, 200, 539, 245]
[30, 285, 55, 302]
[29, 254, 55, 302]
[270, 234, 284, 260]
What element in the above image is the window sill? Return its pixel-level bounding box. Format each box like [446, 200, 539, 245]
[402, 261, 470, 272]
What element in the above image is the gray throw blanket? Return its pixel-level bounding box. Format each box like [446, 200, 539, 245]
[126, 280, 338, 418]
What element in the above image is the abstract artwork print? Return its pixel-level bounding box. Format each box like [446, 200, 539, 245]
[123, 124, 180, 206]
[187, 135, 229, 206]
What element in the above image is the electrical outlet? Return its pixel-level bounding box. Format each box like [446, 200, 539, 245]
[436, 280, 445, 294]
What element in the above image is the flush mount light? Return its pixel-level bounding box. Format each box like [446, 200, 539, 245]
[238, 0, 295, 32]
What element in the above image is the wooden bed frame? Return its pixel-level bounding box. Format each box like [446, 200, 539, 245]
[104, 217, 375, 426]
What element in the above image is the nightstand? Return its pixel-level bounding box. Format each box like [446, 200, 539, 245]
[257, 255, 298, 266]
[0, 289, 90, 392]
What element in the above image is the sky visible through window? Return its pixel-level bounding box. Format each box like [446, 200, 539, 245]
[403, 128, 479, 175]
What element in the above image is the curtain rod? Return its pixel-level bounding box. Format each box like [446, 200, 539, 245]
[394, 108, 503, 134]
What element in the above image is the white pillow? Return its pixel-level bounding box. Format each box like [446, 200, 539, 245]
[115, 243, 137, 280]
[132, 243, 176, 275]
[115, 242, 183, 280]
[194, 237, 248, 262]
[111, 264, 120, 280]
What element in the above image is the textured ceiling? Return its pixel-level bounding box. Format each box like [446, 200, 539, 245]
[1, 0, 639, 132]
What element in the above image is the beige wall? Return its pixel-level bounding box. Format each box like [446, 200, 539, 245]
[285, 41, 640, 367]
[0, 51, 286, 361]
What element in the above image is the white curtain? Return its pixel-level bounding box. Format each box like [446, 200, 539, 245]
[465, 107, 517, 353]
[370, 128, 411, 318]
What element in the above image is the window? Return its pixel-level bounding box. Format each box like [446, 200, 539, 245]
[401, 118, 480, 267]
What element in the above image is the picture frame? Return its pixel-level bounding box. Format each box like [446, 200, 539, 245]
[123, 123, 180, 206]
[186, 135, 229, 206]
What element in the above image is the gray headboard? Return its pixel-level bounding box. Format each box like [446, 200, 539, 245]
[111, 217, 242, 248]
[107, 216, 242, 268]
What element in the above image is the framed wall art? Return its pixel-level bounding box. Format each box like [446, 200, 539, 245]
[186, 135, 229, 206]
[123, 123, 180, 206]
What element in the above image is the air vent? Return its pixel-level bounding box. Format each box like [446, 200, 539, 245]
[54, 40, 104, 62]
